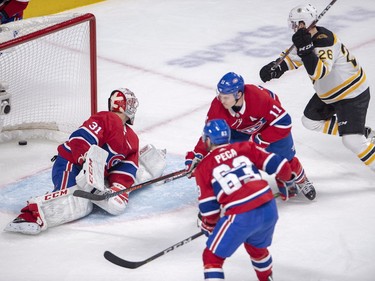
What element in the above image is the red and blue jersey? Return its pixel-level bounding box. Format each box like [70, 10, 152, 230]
[193, 84, 292, 156]
[194, 141, 291, 225]
[57, 111, 139, 188]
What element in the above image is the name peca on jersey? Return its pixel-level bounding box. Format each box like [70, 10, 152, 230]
[194, 141, 290, 224]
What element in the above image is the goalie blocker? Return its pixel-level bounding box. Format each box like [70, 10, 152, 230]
[4, 144, 167, 235]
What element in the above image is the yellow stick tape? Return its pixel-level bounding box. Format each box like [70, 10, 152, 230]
[24, 0, 105, 18]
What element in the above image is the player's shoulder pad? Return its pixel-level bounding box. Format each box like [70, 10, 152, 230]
[244, 83, 261, 94]
[312, 26, 335, 48]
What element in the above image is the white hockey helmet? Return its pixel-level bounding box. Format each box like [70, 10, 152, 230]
[288, 4, 318, 32]
[108, 88, 139, 125]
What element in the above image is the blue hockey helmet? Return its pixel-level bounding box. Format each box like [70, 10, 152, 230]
[202, 119, 231, 145]
[216, 72, 245, 98]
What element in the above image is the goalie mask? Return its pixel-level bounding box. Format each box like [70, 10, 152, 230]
[288, 4, 318, 32]
[108, 88, 139, 125]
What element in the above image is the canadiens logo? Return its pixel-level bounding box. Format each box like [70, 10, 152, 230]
[108, 154, 125, 168]
[237, 118, 266, 135]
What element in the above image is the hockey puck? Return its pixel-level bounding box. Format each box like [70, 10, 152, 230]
[18, 140, 27, 146]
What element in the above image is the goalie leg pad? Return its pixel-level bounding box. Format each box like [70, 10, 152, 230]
[4, 186, 93, 235]
[38, 186, 93, 228]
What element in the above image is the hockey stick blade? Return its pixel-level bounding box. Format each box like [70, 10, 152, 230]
[104, 232, 204, 269]
[73, 169, 187, 200]
[104, 251, 145, 269]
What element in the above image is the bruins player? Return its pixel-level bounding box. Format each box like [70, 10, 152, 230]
[259, 3, 375, 173]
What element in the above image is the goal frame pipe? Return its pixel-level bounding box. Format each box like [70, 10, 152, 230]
[0, 13, 98, 114]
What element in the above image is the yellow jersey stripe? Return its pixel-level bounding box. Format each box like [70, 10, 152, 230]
[364, 153, 375, 166]
[319, 68, 366, 102]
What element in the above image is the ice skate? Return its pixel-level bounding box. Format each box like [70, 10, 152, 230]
[297, 179, 316, 200]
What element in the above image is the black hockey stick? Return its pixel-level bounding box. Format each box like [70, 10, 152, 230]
[73, 169, 187, 201]
[104, 231, 204, 269]
[271, 0, 338, 70]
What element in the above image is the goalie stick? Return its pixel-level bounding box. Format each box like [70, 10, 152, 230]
[271, 0, 338, 70]
[73, 169, 187, 201]
[104, 231, 204, 269]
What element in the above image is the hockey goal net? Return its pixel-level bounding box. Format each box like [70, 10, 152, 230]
[0, 13, 97, 143]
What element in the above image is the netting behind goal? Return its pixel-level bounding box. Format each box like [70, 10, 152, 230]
[0, 13, 97, 142]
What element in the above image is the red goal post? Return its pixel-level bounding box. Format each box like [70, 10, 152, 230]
[0, 13, 97, 142]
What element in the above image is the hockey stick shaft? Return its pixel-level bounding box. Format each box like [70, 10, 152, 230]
[105, 194, 280, 269]
[271, 0, 338, 70]
[73, 168, 187, 201]
[104, 231, 204, 269]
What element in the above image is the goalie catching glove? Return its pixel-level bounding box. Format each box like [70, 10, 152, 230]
[185, 151, 203, 178]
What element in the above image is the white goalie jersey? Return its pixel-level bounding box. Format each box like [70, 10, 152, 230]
[283, 26, 368, 104]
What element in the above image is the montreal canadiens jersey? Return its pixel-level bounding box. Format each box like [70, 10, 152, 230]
[194, 141, 290, 224]
[58, 111, 139, 188]
[283, 26, 368, 104]
[193, 84, 292, 156]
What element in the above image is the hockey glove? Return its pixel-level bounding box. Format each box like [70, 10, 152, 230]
[292, 28, 314, 57]
[185, 151, 203, 178]
[251, 133, 270, 148]
[91, 183, 129, 216]
[197, 213, 215, 237]
[259, 60, 285, 82]
[110, 183, 129, 204]
[276, 177, 298, 201]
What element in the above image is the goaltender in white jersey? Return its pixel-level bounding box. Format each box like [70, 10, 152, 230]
[259, 3, 375, 173]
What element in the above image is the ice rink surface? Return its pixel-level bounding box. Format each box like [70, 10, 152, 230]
[1, 0, 375, 280]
